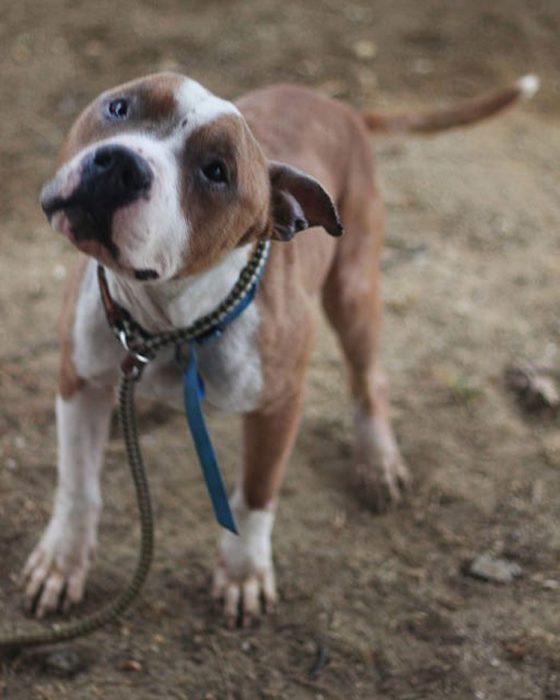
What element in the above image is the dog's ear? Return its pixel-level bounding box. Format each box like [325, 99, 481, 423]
[268, 162, 343, 241]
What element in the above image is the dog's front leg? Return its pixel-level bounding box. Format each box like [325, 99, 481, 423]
[23, 383, 114, 617]
[213, 392, 304, 628]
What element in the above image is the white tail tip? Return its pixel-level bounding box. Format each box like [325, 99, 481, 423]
[517, 74, 540, 100]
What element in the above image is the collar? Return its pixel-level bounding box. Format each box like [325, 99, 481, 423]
[98, 240, 271, 377]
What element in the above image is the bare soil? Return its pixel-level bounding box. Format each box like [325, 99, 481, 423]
[1, 1, 560, 698]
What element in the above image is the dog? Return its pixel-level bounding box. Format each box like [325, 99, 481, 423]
[23, 71, 538, 626]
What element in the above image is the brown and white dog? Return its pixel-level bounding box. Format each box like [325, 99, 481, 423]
[24, 72, 538, 626]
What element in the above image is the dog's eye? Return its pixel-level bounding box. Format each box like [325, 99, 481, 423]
[201, 160, 228, 184]
[107, 99, 129, 120]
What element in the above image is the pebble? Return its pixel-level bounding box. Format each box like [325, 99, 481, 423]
[14, 435, 27, 450]
[352, 39, 378, 60]
[119, 658, 142, 672]
[466, 553, 522, 584]
[43, 649, 86, 678]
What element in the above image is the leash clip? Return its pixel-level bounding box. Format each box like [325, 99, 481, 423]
[116, 327, 153, 381]
[121, 352, 150, 381]
[116, 327, 153, 364]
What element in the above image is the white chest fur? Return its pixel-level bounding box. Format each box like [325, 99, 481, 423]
[72, 249, 264, 414]
[136, 303, 263, 413]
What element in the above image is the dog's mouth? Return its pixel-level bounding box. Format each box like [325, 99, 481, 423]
[41, 145, 160, 283]
[40, 189, 76, 221]
[41, 190, 160, 282]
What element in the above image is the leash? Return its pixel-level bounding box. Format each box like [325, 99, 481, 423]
[0, 241, 270, 652]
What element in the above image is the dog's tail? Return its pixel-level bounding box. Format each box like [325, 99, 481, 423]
[363, 74, 539, 135]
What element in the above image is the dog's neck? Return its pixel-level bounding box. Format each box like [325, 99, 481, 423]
[105, 243, 254, 333]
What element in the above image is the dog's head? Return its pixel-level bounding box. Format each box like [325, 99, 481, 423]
[41, 73, 342, 282]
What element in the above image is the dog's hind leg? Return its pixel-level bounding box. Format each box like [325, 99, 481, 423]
[322, 183, 409, 511]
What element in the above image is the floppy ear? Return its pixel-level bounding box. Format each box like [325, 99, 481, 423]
[269, 162, 343, 241]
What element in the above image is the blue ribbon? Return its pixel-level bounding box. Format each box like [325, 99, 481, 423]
[179, 280, 261, 535]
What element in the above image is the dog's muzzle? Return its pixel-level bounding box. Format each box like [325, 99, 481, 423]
[40, 144, 153, 257]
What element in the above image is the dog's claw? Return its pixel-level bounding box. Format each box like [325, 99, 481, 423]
[353, 410, 411, 513]
[22, 530, 92, 617]
[355, 453, 411, 513]
[212, 563, 276, 628]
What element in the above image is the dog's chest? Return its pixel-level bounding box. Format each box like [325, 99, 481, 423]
[137, 303, 263, 413]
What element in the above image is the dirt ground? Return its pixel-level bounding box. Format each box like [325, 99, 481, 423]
[1, 1, 560, 698]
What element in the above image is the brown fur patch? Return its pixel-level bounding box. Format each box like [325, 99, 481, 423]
[235, 85, 375, 410]
[59, 72, 183, 164]
[176, 114, 271, 276]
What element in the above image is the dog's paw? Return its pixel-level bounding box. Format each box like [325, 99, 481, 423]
[22, 524, 94, 618]
[212, 558, 276, 629]
[212, 493, 276, 628]
[353, 411, 410, 512]
[354, 451, 411, 512]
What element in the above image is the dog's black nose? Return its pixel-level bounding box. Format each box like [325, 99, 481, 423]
[83, 145, 153, 203]
[40, 145, 154, 259]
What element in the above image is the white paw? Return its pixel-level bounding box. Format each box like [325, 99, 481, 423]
[22, 520, 95, 618]
[212, 559, 276, 628]
[212, 490, 276, 628]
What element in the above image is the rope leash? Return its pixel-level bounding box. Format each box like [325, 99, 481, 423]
[0, 241, 270, 652]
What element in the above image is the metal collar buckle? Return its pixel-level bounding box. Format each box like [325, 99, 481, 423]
[116, 327, 152, 364]
[121, 352, 150, 381]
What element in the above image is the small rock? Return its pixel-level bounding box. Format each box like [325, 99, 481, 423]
[505, 361, 560, 415]
[14, 435, 27, 450]
[466, 554, 522, 584]
[119, 658, 142, 672]
[434, 591, 464, 611]
[504, 638, 529, 661]
[352, 39, 377, 60]
[43, 649, 86, 678]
